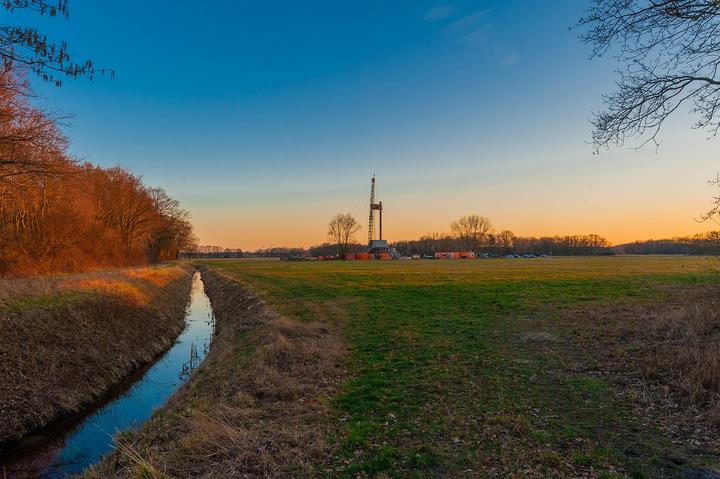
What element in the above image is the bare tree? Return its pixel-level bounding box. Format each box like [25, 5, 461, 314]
[496, 229, 516, 256]
[328, 213, 360, 259]
[94, 167, 156, 258]
[450, 215, 492, 254]
[700, 174, 720, 221]
[579, 1, 720, 151]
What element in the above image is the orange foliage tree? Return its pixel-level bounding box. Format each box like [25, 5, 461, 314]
[0, 69, 195, 276]
[0, 2, 191, 276]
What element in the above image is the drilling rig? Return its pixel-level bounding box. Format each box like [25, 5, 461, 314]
[365, 175, 392, 258]
[367, 175, 383, 244]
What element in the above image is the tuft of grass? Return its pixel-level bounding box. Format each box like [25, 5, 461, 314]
[113, 436, 170, 479]
[568, 376, 609, 396]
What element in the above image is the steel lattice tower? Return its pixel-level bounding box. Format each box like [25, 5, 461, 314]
[367, 175, 383, 244]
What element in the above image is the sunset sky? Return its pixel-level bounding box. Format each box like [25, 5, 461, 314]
[18, 1, 720, 249]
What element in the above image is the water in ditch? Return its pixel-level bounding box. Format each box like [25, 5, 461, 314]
[1, 271, 215, 478]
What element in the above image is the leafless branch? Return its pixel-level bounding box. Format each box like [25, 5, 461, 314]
[578, 0, 720, 150]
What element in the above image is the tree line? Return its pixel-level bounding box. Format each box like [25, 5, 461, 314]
[391, 214, 612, 257]
[302, 213, 613, 258]
[0, 71, 196, 275]
[0, 68, 194, 275]
[616, 232, 720, 256]
[392, 232, 612, 257]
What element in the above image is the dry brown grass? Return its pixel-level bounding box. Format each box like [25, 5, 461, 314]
[0, 264, 194, 445]
[561, 288, 720, 451]
[639, 298, 720, 409]
[124, 266, 184, 288]
[0, 264, 187, 310]
[0, 276, 61, 307]
[86, 266, 348, 478]
[113, 436, 171, 479]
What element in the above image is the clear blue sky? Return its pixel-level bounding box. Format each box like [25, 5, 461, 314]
[10, 1, 719, 248]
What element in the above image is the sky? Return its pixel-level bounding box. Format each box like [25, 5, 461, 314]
[8, 1, 720, 249]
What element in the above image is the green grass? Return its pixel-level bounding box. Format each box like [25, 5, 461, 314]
[204, 256, 717, 478]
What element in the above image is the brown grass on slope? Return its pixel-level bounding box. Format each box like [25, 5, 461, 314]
[85, 265, 348, 479]
[0, 264, 188, 309]
[0, 264, 194, 445]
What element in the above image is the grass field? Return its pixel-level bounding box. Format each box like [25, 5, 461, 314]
[205, 256, 720, 478]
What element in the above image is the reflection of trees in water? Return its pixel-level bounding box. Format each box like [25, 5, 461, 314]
[179, 343, 200, 382]
[179, 301, 216, 381]
[207, 309, 216, 331]
[204, 311, 216, 355]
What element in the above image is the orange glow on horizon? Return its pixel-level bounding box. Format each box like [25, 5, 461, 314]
[187, 145, 720, 251]
[191, 207, 718, 250]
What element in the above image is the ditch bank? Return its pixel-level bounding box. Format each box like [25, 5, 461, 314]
[0, 264, 194, 446]
[84, 264, 347, 478]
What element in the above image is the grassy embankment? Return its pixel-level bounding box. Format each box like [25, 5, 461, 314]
[85, 265, 347, 478]
[91, 256, 720, 478]
[0, 264, 194, 445]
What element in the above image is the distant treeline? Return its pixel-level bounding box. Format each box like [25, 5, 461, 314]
[615, 232, 720, 255]
[0, 69, 195, 276]
[188, 231, 720, 261]
[232, 233, 613, 259]
[190, 232, 720, 261]
[180, 247, 243, 259]
[252, 247, 309, 258]
[307, 243, 365, 258]
[392, 233, 612, 257]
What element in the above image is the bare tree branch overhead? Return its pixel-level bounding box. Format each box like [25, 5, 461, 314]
[700, 174, 720, 221]
[0, 1, 113, 189]
[0, 0, 112, 84]
[578, 0, 720, 150]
